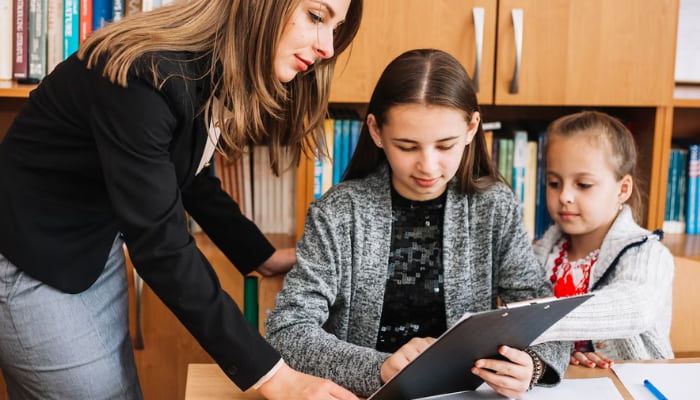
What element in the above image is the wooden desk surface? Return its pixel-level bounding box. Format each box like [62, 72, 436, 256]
[185, 358, 700, 400]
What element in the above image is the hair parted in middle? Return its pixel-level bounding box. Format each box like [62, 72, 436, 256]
[78, 0, 363, 175]
[342, 48, 500, 194]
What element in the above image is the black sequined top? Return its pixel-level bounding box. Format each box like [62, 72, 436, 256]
[376, 186, 448, 353]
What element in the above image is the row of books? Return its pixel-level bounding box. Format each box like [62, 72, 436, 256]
[1, 0, 173, 81]
[189, 146, 297, 236]
[312, 110, 361, 199]
[311, 116, 555, 240]
[663, 144, 700, 235]
[485, 125, 553, 240]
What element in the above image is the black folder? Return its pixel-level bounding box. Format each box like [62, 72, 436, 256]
[367, 294, 593, 400]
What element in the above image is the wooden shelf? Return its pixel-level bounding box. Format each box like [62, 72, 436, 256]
[0, 80, 37, 98]
[663, 233, 700, 261]
[674, 98, 700, 108]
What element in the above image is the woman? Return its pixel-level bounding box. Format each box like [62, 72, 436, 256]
[0, 1, 362, 399]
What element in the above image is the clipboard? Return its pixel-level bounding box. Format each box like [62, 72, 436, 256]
[367, 294, 593, 400]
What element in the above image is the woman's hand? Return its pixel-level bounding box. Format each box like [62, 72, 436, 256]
[380, 337, 436, 383]
[471, 345, 533, 399]
[257, 362, 358, 400]
[570, 351, 613, 368]
[257, 248, 296, 276]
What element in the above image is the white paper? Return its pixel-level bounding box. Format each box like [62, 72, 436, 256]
[413, 378, 623, 400]
[675, 0, 700, 83]
[612, 363, 699, 400]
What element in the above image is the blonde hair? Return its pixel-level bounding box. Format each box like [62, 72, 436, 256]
[79, 0, 362, 175]
[545, 110, 644, 222]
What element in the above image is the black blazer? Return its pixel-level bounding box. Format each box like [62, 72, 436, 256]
[0, 53, 280, 389]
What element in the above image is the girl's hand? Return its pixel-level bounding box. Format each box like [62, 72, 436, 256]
[471, 345, 533, 399]
[570, 351, 613, 368]
[380, 337, 436, 383]
[257, 363, 358, 400]
[256, 248, 296, 276]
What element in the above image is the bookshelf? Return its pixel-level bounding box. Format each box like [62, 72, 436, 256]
[1, 0, 699, 397]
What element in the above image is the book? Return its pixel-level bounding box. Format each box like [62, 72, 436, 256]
[687, 145, 700, 235]
[46, 0, 63, 73]
[112, 0, 125, 22]
[13, 0, 29, 79]
[92, 0, 112, 31]
[63, 0, 79, 59]
[0, 0, 12, 80]
[27, 0, 47, 80]
[125, 0, 143, 16]
[367, 294, 593, 400]
[79, 0, 92, 43]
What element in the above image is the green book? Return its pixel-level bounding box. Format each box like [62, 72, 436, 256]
[243, 276, 259, 329]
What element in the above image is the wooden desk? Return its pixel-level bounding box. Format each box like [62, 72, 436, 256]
[185, 358, 700, 400]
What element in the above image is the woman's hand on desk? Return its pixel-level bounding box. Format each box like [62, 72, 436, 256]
[380, 337, 437, 383]
[570, 351, 613, 369]
[471, 345, 532, 399]
[257, 363, 358, 400]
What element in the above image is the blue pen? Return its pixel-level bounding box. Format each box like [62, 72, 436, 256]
[643, 379, 668, 400]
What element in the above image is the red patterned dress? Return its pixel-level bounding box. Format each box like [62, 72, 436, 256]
[548, 236, 600, 353]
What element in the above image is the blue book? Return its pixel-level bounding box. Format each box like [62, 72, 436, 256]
[686, 145, 699, 235]
[678, 149, 689, 231]
[535, 131, 552, 239]
[313, 155, 323, 199]
[92, 0, 112, 30]
[332, 118, 344, 185]
[63, 0, 79, 58]
[511, 130, 528, 211]
[340, 118, 352, 179]
[349, 119, 361, 159]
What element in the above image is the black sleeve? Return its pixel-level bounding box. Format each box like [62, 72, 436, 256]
[88, 68, 280, 389]
[182, 169, 275, 275]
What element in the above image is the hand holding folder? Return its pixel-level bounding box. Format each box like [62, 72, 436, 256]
[367, 294, 593, 400]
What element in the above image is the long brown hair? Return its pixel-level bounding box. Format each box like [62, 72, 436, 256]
[79, 0, 362, 175]
[545, 110, 644, 222]
[343, 49, 499, 194]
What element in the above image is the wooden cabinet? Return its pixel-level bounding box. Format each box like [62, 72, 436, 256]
[494, 0, 678, 105]
[332, 0, 678, 106]
[330, 0, 498, 104]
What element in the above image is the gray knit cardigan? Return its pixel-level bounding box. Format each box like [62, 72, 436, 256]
[533, 205, 675, 360]
[265, 165, 569, 396]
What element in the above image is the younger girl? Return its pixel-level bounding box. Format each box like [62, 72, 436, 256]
[533, 111, 674, 368]
[265, 49, 569, 399]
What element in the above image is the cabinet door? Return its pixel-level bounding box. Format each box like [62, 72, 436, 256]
[330, 0, 497, 104]
[494, 0, 677, 106]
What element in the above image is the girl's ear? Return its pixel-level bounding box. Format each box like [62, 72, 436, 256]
[367, 114, 383, 148]
[466, 111, 481, 144]
[618, 174, 633, 204]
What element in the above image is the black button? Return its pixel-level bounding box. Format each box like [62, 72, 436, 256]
[225, 365, 238, 377]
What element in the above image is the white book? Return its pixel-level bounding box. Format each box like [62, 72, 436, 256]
[46, 0, 63, 74]
[0, 0, 12, 80]
[141, 0, 153, 12]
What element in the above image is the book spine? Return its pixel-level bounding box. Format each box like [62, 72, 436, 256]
[27, 0, 47, 79]
[663, 150, 679, 233]
[63, 0, 79, 58]
[125, 0, 142, 16]
[113, 0, 125, 21]
[677, 149, 688, 233]
[243, 276, 259, 329]
[92, 0, 112, 31]
[13, 0, 29, 79]
[0, 0, 13, 80]
[686, 145, 699, 235]
[79, 0, 92, 42]
[46, 0, 63, 73]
